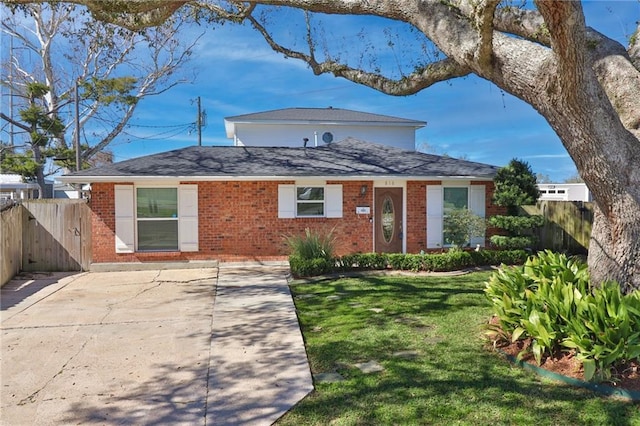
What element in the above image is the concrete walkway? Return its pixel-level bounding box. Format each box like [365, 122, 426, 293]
[0, 266, 313, 425]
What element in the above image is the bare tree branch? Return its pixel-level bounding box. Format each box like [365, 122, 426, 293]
[248, 14, 471, 96]
[0, 112, 31, 132]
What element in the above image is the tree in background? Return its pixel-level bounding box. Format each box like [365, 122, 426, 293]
[489, 159, 543, 250]
[7, 1, 640, 291]
[564, 174, 585, 184]
[0, 2, 199, 184]
[0, 82, 64, 194]
[493, 159, 540, 216]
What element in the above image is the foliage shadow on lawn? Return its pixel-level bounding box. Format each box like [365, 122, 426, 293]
[280, 273, 640, 426]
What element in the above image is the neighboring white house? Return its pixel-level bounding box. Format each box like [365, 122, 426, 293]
[0, 174, 41, 201]
[224, 107, 426, 150]
[537, 183, 592, 202]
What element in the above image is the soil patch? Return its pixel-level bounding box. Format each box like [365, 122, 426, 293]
[495, 337, 640, 392]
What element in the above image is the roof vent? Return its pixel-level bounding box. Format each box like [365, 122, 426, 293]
[322, 132, 333, 144]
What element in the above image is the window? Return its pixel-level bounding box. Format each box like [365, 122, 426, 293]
[443, 187, 469, 246]
[278, 184, 342, 219]
[443, 187, 468, 212]
[136, 188, 178, 251]
[296, 186, 325, 217]
[426, 184, 485, 249]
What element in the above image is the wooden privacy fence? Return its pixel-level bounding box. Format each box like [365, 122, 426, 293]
[1, 200, 92, 286]
[1, 204, 23, 286]
[522, 200, 593, 254]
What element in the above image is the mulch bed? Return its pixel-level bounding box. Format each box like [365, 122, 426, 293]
[494, 335, 640, 393]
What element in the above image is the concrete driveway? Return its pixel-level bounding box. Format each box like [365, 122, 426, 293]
[1, 266, 313, 425]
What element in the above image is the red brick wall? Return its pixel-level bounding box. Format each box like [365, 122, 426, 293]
[89, 179, 503, 263]
[406, 181, 427, 253]
[90, 180, 374, 263]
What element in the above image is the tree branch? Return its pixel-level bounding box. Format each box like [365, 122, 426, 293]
[492, 6, 550, 46]
[83, 1, 188, 29]
[473, 0, 500, 70]
[248, 14, 470, 96]
[0, 112, 31, 132]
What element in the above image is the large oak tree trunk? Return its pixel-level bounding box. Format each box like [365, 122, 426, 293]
[589, 203, 640, 293]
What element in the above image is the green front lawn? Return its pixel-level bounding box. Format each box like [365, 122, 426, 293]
[277, 272, 639, 425]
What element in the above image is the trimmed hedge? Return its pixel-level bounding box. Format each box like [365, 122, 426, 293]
[290, 249, 528, 277]
[490, 235, 537, 250]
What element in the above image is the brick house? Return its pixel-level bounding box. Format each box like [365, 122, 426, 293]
[59, 138, 503, 265]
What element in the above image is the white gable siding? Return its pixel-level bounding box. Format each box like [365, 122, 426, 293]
[233, 124, 416, 150]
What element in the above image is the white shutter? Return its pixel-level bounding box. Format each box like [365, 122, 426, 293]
[278, 185, 295, 218]
[469, 185, 486, 247]
[179, 184, 199, 252]
[426, 185, 443, 249]
[114, 185, 135, 253]
[325, 184, 343, 218]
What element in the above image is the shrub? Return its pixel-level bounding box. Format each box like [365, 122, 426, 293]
[289, 255, 334, 277]
[485, 250, 640, 381]
[356, 253, 388, 270]
[289, 246, 528, 278]
[285, 227, 336, 260]
[562, 282, 640, 381]
[490, 235, 537, 250]
[442, 209, 486, 247]
[488, 215, 544, 233]
[470, 249, 528, 266]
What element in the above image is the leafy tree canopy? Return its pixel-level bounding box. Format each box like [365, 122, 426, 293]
[493, 159, 540, 214]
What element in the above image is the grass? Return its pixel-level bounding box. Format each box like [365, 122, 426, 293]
[277, 272, 640, 426]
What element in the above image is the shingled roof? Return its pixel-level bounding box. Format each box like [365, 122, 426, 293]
[224, 107, 426, 126]
[59, 138, 498, 183]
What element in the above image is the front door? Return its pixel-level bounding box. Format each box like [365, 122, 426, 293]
[374, 188, 403, 253]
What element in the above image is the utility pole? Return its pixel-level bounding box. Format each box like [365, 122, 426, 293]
[74, 79, 81, 199]
[9, 37, 14, 146]
[74, 79, 80, 171]
[197, 96, 202, 146]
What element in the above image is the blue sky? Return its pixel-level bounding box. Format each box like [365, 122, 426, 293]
[113, 1, 639, 182]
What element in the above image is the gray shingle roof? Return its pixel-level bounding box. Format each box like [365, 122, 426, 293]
[61, 138, 498, 182]
[225, 107, 426, 126]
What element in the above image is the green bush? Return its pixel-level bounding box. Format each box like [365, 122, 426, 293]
[423, 249, 474, 271]
[562, 282, 640, 381]
[442, 209, 486, 247]
[485, 250, 640, 381]
[490, 235, 537, 250]
[289, 255, 334, 277]
[290, 247, 528, 277]
[488, 215, 544, 233]
[284, 227, 336, 260]
[356, 253, 388, 270]
[470, 249, 528, 265]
